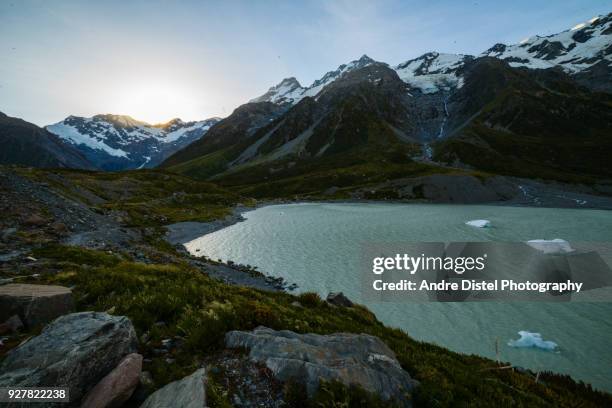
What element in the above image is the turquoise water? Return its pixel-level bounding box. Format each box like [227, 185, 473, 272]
[185, 203, 612, 392]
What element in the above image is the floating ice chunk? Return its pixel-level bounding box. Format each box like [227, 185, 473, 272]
[508, 331, 558, 351]
[465, 219, 491, 228]
[527, 239, 573, 254]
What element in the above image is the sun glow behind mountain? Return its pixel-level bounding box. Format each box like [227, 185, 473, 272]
[110, 79, 202, 125]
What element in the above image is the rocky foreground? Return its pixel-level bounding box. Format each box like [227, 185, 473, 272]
[0, 284, 416, 407]
[1, 166, 612, 407]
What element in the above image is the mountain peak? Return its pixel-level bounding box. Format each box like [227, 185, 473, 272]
[357, 54, 374, 63]
[279, 77, 302, 87]
[93, 114, 149, 128]
[249, 76, 305, 104]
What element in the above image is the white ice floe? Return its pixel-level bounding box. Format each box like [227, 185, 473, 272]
[526, 239, 573, 254]
[508, 331, 558, 351]
[465, 219, 491, 228]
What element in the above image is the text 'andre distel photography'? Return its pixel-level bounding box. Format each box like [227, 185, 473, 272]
[2, 1, 612, 407]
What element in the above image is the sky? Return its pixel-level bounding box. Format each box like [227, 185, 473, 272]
[0, 0, 610, 126]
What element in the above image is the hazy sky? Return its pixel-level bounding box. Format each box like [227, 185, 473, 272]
[1, 0, 609, 126]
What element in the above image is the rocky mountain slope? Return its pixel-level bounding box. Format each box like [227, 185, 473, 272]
[0, 112, 95, 169]
[162, 13, 612, 194]
[46, 114, 220, 170]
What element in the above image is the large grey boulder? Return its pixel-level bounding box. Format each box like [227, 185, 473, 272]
[0, 283, 74, 328]
[225, 327, 418, 405]
[0, 312, 137, 406]
[140, 368, 207, 408]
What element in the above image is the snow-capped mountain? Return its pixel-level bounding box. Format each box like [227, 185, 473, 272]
[253, 13, 611, 105]
[164, 12, 612, 187]
[250, 55, 377, 105]
[483, 14, 611, 72]
[46, 114, 220, 170]
[483, 13, 612, 92]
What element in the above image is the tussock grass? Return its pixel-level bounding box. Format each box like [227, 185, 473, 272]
[28, 244, 612, 408]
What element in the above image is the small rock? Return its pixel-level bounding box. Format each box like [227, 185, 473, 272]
[0, 315, 24, 335]
[0, 227, 17, 242]
[50, 222, 68, 233]
[290, 301, 303, 308]
[140, 371, 154, 387]
[0, 283, 74, 328]
[140, 368, 207, 408]
[140, 331, 151, 344]
[80, 353, 143, 408]
[326, 292, 353, 307]
[24, 214, 46, 226]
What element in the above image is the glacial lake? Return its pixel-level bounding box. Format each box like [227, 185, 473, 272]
[185, 203, 612, 392]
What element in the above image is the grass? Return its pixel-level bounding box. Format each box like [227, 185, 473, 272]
[14, 168, 250, 227]
[21, 243, 612, 408]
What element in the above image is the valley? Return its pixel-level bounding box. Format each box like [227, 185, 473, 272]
[1, 8, 612, 408]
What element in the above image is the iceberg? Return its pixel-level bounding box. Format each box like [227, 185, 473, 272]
[508, 331, 558, 351]
[465, 219, 491, 228]
[527, 239, 573, 254]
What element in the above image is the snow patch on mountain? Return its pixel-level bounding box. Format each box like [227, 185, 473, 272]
[250, 77, 305, 105]
[483, 13, 612, 73]
[163, 120, 218, 143]
[46, 120, 129, 158]
[394, 52, 471, 94]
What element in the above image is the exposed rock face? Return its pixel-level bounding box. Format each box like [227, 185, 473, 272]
[80, 353, 143, 408]
[225, 327, 418, 405]
[326, 292, 354, 307]
[140, 368, 207, 408]
[391, 174, 519, 203]
[0, 312, 137, 406]
[0, 284, 74, 328]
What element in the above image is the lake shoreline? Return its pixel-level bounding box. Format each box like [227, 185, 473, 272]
[165, 192, 612, 248]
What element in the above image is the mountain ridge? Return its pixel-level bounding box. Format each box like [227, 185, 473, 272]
[46, 114, 221, 170]
[163, 13, 612, 196]
[251, 12, 611, 105]
[0, 112, 95, 169]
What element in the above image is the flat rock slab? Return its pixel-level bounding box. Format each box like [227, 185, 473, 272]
[0, 283, 73, 328]
[140, 368, 207, 408]
[0, 311, 137, 406]
[225, 327, 418, 405]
